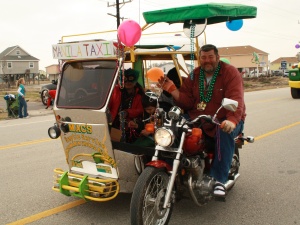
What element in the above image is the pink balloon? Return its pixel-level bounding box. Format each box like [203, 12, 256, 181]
[117, 20, 142, 47]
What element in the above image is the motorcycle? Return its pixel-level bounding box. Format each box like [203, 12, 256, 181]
[130, 92, 254, 225]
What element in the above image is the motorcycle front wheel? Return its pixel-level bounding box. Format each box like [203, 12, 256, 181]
[130, 167, 173, 225]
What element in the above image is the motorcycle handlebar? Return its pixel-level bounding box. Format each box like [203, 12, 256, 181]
[190, 115, 213, 124]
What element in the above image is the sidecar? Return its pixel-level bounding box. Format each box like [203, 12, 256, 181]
[48, 2, 256, 202]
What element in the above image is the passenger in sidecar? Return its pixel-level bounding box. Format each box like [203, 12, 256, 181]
[108, 68, 144, 143]
[128, 94, 157, 147]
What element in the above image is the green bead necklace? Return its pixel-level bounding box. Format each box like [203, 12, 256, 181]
[197, 63, 220, 110]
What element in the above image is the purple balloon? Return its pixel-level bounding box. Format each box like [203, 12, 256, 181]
[295, 44, 300, 49]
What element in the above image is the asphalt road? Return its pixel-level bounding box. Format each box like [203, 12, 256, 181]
[1, 87, 300, 225]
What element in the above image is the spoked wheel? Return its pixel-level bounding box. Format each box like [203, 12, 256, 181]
[130, 167, 173, 225]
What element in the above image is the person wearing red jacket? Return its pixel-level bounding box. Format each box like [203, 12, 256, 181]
[45, 89, 56, 109]
[158, 44, 246, 198]
[108, 68, 144, 142]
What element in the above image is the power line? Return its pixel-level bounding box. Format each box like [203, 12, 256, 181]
[107, 0, 132, 28]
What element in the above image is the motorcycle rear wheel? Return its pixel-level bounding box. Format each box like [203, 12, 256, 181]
[130, 167, 173, 225]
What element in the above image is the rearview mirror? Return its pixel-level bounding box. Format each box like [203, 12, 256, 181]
[222, 98, 238, 112]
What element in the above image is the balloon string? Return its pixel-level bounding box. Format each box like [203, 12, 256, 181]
[117, 37, 124, 89]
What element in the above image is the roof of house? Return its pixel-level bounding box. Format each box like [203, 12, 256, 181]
[218, 45, 268, 56]
[270, 57, 298, 64]
[0, 45, 39, 61]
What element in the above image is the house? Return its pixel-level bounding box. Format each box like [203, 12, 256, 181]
[270, 57, 298, 72]
[155, 45, 269, 77]
[45, 64, 60, 81]
[218, 45, 269, 75]
[0, 45, 39, 85]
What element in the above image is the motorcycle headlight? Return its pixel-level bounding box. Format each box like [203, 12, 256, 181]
[154, 128, 174, 147]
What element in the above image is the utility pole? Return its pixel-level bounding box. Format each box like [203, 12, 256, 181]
[107, 0, 132, 28]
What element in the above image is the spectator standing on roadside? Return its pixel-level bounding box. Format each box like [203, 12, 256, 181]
[17, 78, 29, 119]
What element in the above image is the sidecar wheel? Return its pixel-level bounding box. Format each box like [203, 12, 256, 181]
[130, 167, 173, 225]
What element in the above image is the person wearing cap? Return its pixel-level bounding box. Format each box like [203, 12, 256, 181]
[158, 44, 246, 198]
[108, 68, 144, 142]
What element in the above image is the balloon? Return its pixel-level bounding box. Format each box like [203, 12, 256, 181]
[220, 58, 230, 64]
[146, 67, 164, 82]
[117, 20, 142, 46]
[226, 19, 243, 31]
[295, 44, 300, 49]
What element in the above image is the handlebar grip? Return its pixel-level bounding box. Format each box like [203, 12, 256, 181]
[220, 121, 226, 129]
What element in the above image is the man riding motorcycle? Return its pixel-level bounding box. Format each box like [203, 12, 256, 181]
[158, 44, 246, 197]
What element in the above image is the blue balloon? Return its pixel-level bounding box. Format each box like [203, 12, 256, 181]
[167, 46, 181, 51]
[226, 19, 243, 31]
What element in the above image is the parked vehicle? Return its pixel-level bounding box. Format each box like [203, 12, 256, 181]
[249, 70, 262, 77]
[288, 64, 300, 98]
[39, 79, 58, 105]
[46, 2, 257, 216]
[130, 93, 254, 224]
[283, 71, 289, 77]
[273, 70, 283, 76]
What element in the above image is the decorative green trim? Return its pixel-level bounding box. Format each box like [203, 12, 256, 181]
[72, 175, 88, 200]
[59, 172, 71, 196]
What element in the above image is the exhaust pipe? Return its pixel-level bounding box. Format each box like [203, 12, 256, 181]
[225, 173, 240, 190]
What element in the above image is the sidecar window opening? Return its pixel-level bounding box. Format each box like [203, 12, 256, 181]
[56, 60, 116, 109]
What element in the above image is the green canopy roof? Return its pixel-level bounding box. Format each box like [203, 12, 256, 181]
[143, 3, 257, 25]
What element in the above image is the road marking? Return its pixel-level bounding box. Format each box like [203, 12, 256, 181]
[6, 200, 86, 225]
[4, 120, 300, 224]
[253, 121, 300, 141]
[0, 138, 55, 150]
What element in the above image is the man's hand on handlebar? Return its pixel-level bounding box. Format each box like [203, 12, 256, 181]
[220, 120, 236, 134]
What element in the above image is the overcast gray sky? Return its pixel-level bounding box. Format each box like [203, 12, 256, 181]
[1, 0, 299, 70]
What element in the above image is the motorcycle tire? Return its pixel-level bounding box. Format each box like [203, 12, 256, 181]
[130, 167, 173, 225]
